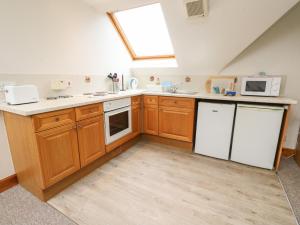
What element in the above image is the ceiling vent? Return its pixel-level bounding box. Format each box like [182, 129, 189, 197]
[184, 0, 208, 18]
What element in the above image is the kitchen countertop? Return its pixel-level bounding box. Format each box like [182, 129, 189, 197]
[144, 91, 298, 105]
[0, 90, 297, 116]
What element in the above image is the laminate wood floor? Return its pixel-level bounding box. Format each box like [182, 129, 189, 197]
[48, 141, 296, 225]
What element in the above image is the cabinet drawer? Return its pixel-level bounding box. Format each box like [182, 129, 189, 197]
[159, 97, 195, 109]
[33, 109, 76, 132]
[131, 96, 141, 106]
[75, 103, 103, 121]
[143, 95, 158, 106]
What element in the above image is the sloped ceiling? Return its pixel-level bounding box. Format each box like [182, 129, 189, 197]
[82, 0, 299, 74]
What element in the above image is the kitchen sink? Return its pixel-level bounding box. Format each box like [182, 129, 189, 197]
[83, 92, 107, 97]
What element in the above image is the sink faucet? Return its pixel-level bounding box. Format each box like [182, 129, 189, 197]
[169, 85, 178, 93]
[168, 82, 183, 93]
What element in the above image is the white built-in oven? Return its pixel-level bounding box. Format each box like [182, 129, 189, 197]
[103, 98, 132, 145]
[241, 76, 281, 97]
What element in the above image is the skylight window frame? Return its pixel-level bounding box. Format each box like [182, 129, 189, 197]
[107, 6, 176, 61]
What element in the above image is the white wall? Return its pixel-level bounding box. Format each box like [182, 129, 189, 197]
[100, 0, 300, 75]
[0, 0, 131, 75]
[0, 74, 131, 100]
[134, 3, 300, 149]
[0, 0, 131, 179]
[222, 2, 300, 149]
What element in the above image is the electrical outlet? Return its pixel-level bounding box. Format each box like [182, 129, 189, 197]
[51, 80, 71, 90]
[0, 81, 16, 91]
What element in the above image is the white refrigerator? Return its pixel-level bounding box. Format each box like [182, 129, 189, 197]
[195, 102, 236, 160]
[231, 104, 284, 169]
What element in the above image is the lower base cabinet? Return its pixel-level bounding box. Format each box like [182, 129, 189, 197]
[4, 103, 107, 195]
[142, 96, 195, 142]
[36, 124, 81, 188]
[4, 95, 196, 201]
[159, 107, 194, 142]
[132, 103, 142, 137]
[77, 116, 106, 167]
[296, 151, 300, 167]
[143, 105, 159, 135]
[295, 134, 300, 167]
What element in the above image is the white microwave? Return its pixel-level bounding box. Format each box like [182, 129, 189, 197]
[241, 76, 281, 97]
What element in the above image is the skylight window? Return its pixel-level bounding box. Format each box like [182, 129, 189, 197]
[107, 3, 175, 60]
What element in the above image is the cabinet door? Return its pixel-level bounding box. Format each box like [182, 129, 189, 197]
[143, 105, 158, 135]
[77, 116, 105, 167]
[159, 107, 194, 142]
[132, 104, 141, 137]
[36, 124, 80, 188]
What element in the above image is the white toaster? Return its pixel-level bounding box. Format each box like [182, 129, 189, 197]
[4, 85, 39, 105]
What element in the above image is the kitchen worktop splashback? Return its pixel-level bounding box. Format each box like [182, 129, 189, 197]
[0, 74, 132, 101]
[133, 74, 287, 95]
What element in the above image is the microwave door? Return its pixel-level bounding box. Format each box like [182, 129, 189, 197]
[246, 81, 266, 91]
[242, 80, 270, 96]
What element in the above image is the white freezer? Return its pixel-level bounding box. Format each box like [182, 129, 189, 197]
[195, 102, 236, 160]
[231, 104, 284, 169]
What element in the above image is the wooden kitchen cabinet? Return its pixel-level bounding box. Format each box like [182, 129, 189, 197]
[159, 107, 195, 142]
[3, 103, 108, 200]
[159, 96, 195, 109]
[296, 151, 300, 167]
[143, 105, 159, 135]
[36, 124, 80, 188]
[158, 97, 195, 142]
[142, 96, 195, 140]
[33, 108, 76, 132]
[143, 95, 159, 135]
[77, 116, 106, 167]
[75, 103, 103, 121]
[131, 96, 142, 137]
[143, 95, 158, 106]
[131, 95, 141, 105]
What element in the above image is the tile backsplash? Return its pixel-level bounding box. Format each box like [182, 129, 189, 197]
[133, 74, 287, 96]
[0, 74, 132, 101]
[0, 74, 288, 102]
